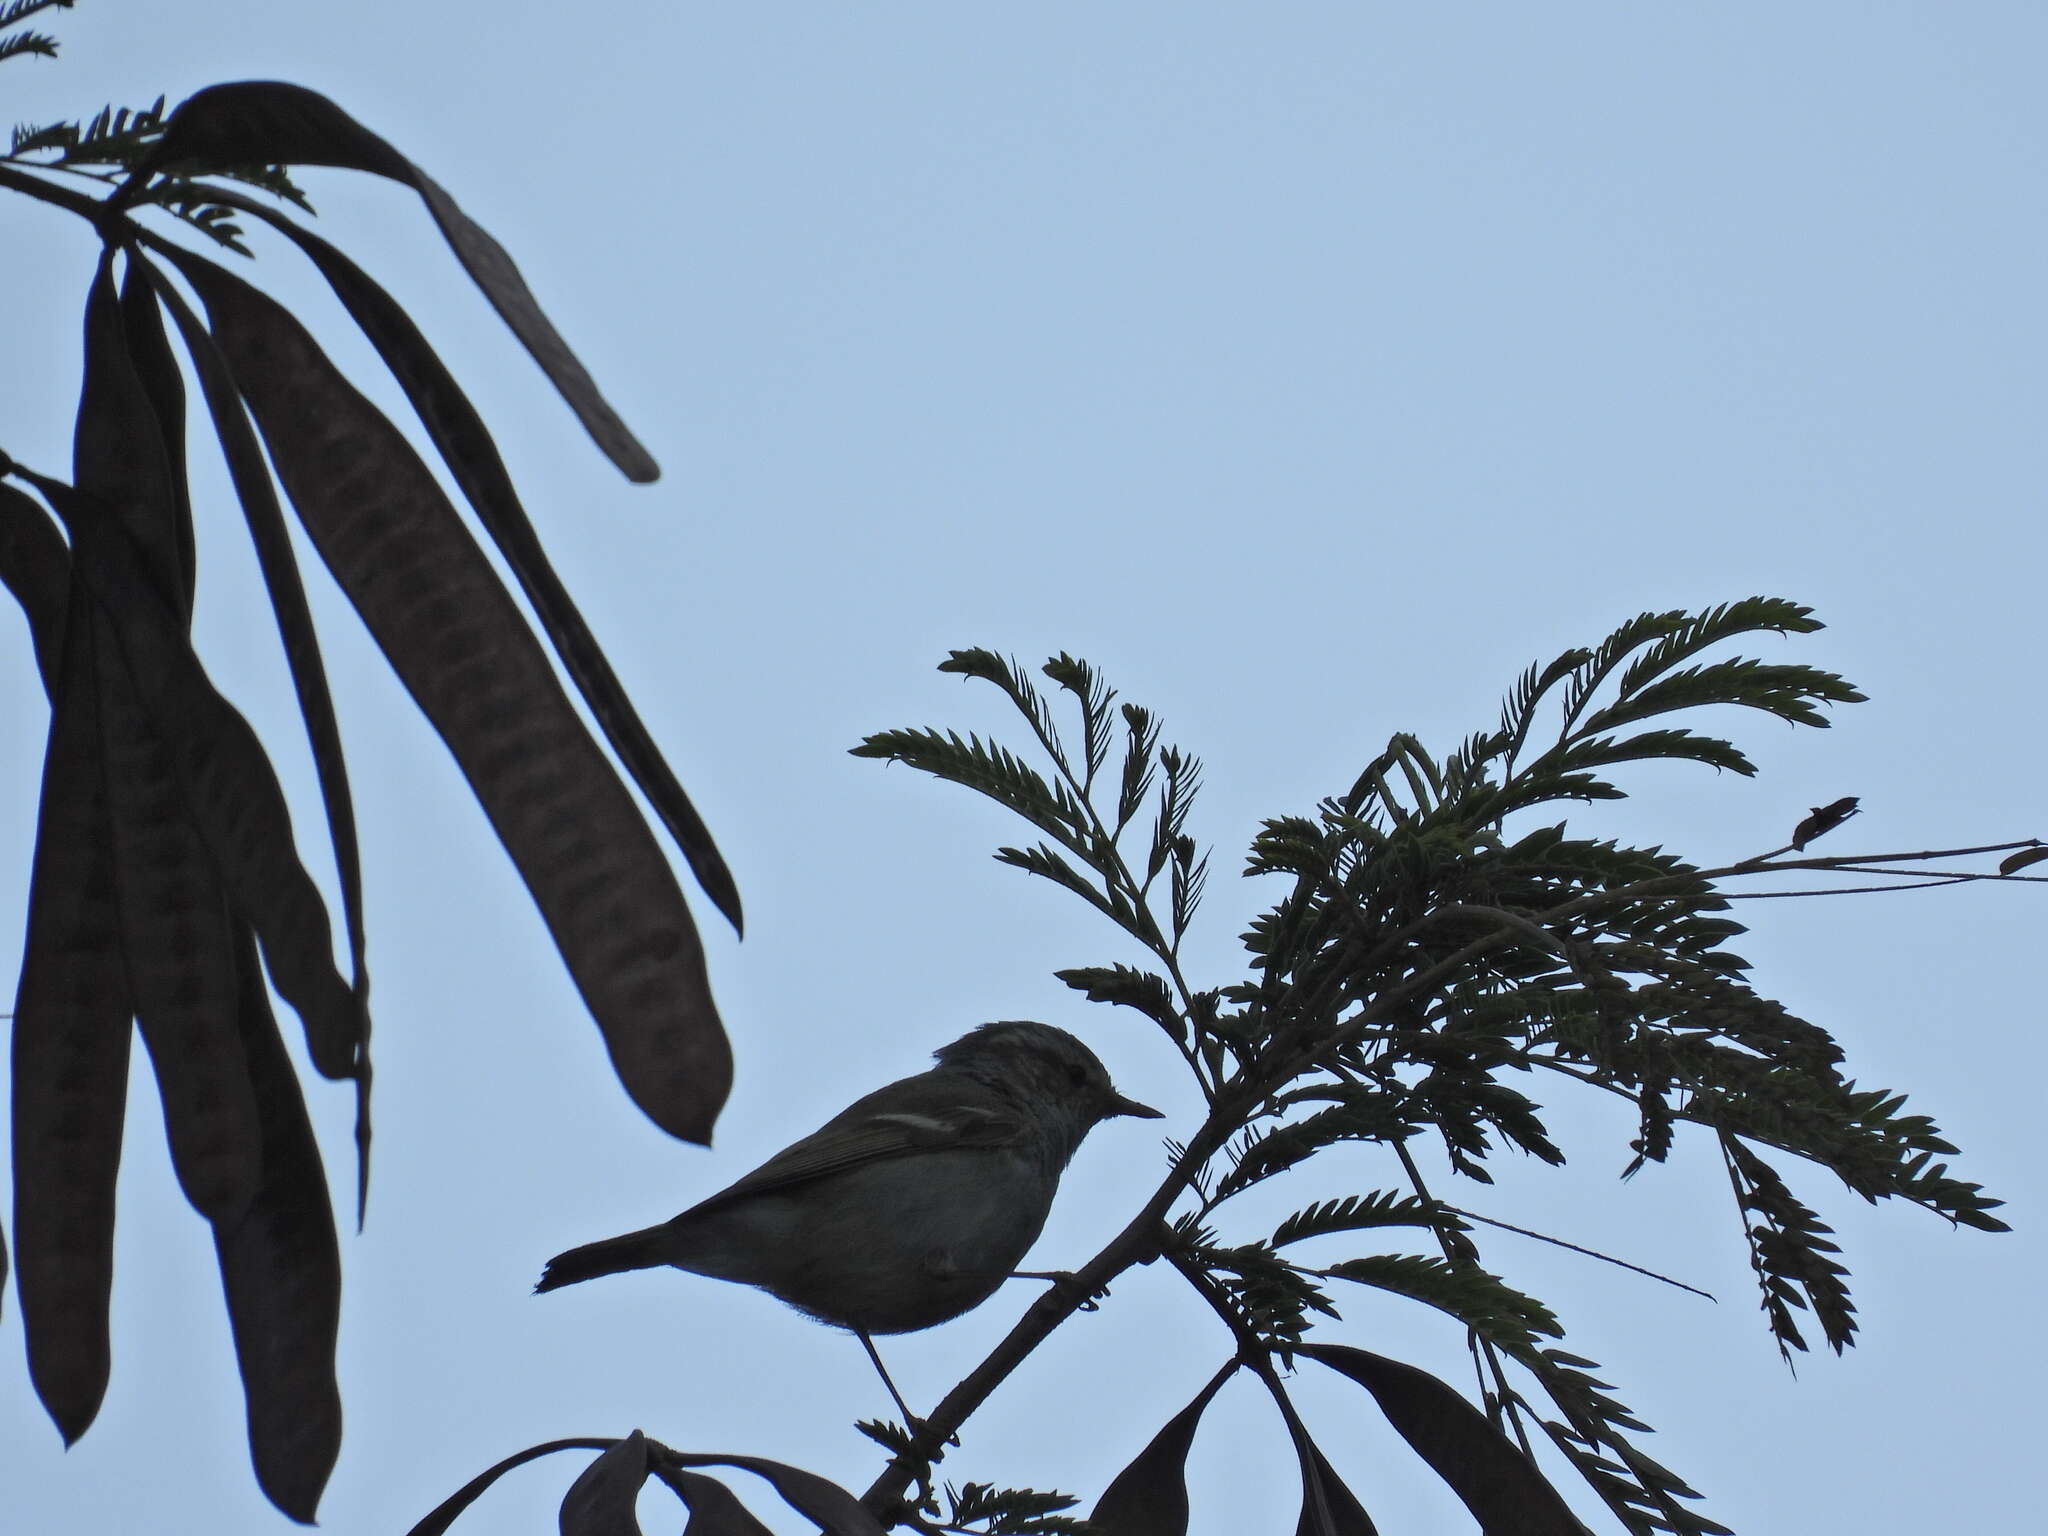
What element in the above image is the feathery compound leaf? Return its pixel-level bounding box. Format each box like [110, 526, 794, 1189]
[1722, 1137, 1855, 1356]
[1090, 1362, 1236, 1536]
[854, 728, 1088, 849]
[1270, 1191, 1439, 1249]
[1301, 1344, 1590, 1536]
[1610, 598, 1822, 703]
[170, 254, 728, 1143]
[943, 1482, 1086, 1534]
[1042, 652, 1116, 785]
[1580, 659, 1864, 739]
[144, 81, 659, 479]
[1324, 1255, 1561, 1352]
[1055, 964, 1179, 1031]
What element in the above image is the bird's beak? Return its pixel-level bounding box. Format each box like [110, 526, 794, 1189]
[1108, 1092, 1163, 1120]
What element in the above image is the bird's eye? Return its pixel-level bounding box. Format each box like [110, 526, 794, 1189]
[1066, 1063, 1089, 1086]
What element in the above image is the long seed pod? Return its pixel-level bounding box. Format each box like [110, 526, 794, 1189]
[142, 80, 660, 482]
[170, 255, 729, 1144]
[11, 593, 133, 1445]
[212, 923, 343, 1524]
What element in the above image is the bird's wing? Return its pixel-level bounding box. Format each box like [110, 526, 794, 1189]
[683, 1073, 1026, 1213]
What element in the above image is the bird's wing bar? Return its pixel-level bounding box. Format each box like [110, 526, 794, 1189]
[684, 1087, 1025, 1212]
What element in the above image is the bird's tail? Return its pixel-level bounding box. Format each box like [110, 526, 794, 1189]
[534, 1225, 670, 1294]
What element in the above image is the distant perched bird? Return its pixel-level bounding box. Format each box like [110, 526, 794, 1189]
[537, 1021, 1160, 1419]
[1792, 795, 1861, 851]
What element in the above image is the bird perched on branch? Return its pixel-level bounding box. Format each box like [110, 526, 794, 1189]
[536, 1021, 1161, 1423]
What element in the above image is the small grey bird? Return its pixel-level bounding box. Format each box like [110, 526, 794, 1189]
[537, 1021, 1160, 1347]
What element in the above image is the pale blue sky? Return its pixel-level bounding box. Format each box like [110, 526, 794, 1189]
[3, 5, 2042, 1532]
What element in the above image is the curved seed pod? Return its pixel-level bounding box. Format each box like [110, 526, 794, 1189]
[1295, 1439, 1378, 1536]
[1091, 1360, 1238, 1535]
[213, 923, 342, 1523]
[73, 256, 184, 614]
[12, 595, 133, 1445]
[164, 202, 738, 932]
[95, 628, 260, 1224]
[145, 80, 659, 482]
[74, 255, 263, 1225]
[19, 467, 362, 1081]
[655, 1450, 884, 1536]
[403, 1438, 622, 1536]
[1300, 1344, 1591, 1536]
[115, 260, 195, 611]
[559, 1430, 649, 1536]
[650, 1471, 774, 1536]
[174, 260, 729, 1144]
[149, 266, 374, 1213]
[0, 482, 70, 695]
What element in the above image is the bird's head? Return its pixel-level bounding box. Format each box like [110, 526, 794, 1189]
[933, 1020, 1161, 1127]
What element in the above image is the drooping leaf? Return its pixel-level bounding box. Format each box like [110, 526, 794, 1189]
[1295, 1439, 1379, 1536]
[143, 80, 660, 481]
[1090, 1361, 1236, 1536]
[1999, 845, 2048, 875]
[1270, 1192, 1439, 1249]
[167, 254, 728, 1142]
[1301, 1343, 1590, 1536]
[213, 924, 342, 1522]
[559, 1431, 649, 1536]
[11, 595, 132, 1444]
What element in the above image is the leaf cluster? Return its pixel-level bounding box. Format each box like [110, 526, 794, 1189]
[851, 601, 2019, 1534]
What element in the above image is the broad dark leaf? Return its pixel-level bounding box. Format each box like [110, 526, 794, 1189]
[19, 466, 362, 1080]
[214, 924, 342, 1523]
[404, 1438, 620, 1536]
[171, 255, 728, 1143]
[0, 481, 69, 692]
[1091, 1362, 1236, 1535]
[178, 190, 739, 930]
[146, 80, 660, 481]
[560, 1430, 649, 1536]
[1301, 1343, 1590, 1536]
[11, 596, 132, 1444]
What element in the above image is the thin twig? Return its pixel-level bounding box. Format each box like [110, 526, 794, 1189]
[1442, 1206, 1715, 1301]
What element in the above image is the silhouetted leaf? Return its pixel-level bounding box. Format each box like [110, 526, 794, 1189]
[168, 253, 729, 1142]
[214, 925, 342, 1522]
[1091, 1361, 1235, 1535]
[1301, 1343, 1590, 1535]
[11, 594, 131, 1444]
[145, 80, 660, 480]
[560, 1430, 649, 1536]
[1998, 846, 2048, 876]
[183, 188, 739, 929]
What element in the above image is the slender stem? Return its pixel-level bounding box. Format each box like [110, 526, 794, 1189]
[859, 1090, 1255, 1517]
